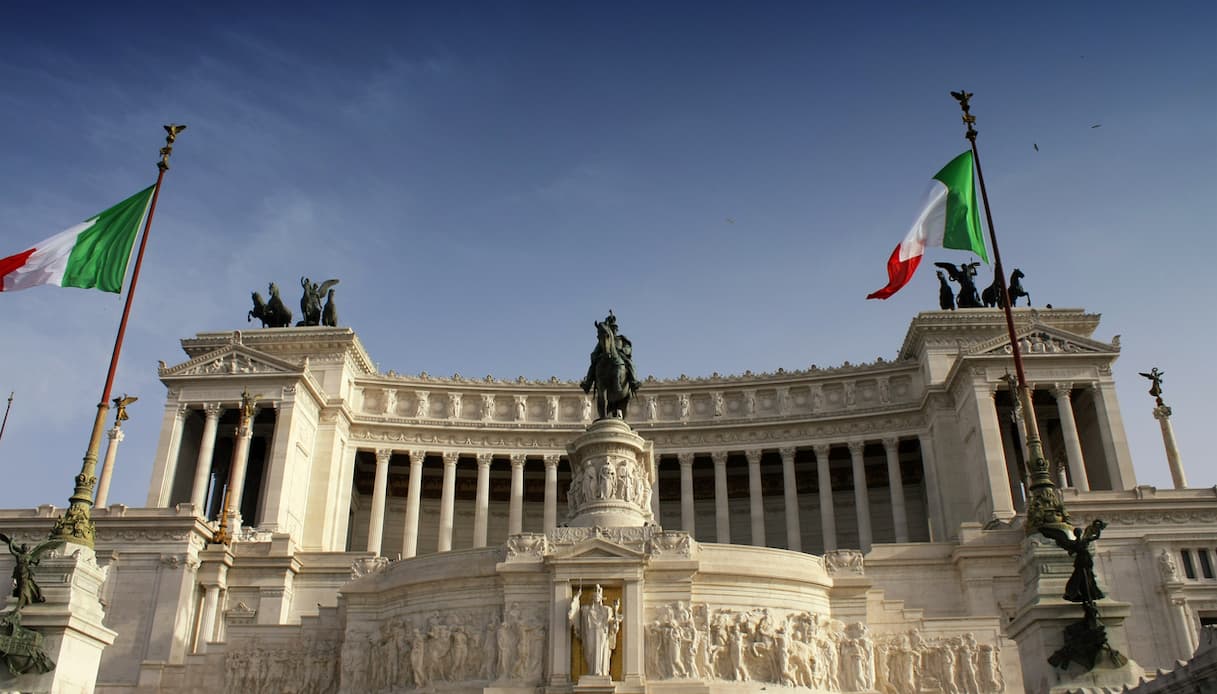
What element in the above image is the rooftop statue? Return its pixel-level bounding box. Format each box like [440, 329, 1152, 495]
[935, 261, 982, 308]
[982, 268, 1030, 309]
[298, 277, 339, 327]
[580, 311, 640, 420]
[248, 282, 293, 328]
[937, 270, 956, 310]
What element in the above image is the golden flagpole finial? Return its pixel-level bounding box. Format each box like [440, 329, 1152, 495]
[950, 90, 977, 141]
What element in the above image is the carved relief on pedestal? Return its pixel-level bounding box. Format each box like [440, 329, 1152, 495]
[565, 419, 654, 528]
[643, 604, 1003, 694]
[333, 605, 544, 692]
[825, 549, 865, 575]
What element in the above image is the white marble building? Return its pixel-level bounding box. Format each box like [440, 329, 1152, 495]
[1, 307, 1213, 693]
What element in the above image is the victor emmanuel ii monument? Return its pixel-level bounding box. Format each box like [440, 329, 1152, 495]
[0, 304, 1214, 693]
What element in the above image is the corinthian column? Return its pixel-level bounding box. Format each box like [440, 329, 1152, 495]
[402, 449, 425, 558]
[473, 453, 491, 547]
[779, 447, 801, 552]
[815, 444, 837, 552]
[848, 441, 872, 553]
[190, 403, 224, 514]
[1155, 405, 1187, 489]
[94, 426, 125, 509]
[366, 448, 391, 555]
[509, 454, 525, 535]
[712, 451, 730, 543]
[882, 437, 909, 543]
[746, 449, 765, 546]
[224, 406, 256, 531]
[543, 454, 560, 533]
[437, 451, 458, 552]
[1049, 383, 1089, 491]
[678, 453, 696, 536]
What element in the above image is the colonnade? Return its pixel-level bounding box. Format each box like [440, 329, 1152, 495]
[351, 436, 927, 558]
[669, 438, 916, 554]
[358, 449, 565, 558]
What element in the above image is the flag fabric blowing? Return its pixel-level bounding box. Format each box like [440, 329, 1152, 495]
[867, 152, 988, 300]
[0, 186, 155, 294]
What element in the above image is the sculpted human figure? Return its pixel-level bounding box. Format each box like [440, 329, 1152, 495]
[580, 311, 640, 419]
[646, 395, 658, 421]
[415, 391, 429, 418]
[618, 461, 637, 503]
[569, 584, 622, 677]
[598, 462, 617, 500]
[958, 632, 980, 694]
[408, 626, 428, 686]
[0, 533, 62, 613]
[549, 395, 560, 421]
[496, 618, 515, 679]
[679, 394, 690, 420]
[1042, 520, 1108, 604]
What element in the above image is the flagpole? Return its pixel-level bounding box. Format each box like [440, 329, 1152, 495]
[0, 392, 13, 446]
[50, 124, 187, 548]
[950, 91, 1069, 535]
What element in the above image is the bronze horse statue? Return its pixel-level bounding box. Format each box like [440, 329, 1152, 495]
[248, 282, 293, 328]
[580, 318, 637, 419]
[982, 268, 1029, 308]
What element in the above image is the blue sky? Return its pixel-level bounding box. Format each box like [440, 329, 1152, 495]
[0, 2, 1213, 508]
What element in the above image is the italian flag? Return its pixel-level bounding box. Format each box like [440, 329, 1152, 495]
[867, 151, 988, 300]
[0, 186, 155, 294]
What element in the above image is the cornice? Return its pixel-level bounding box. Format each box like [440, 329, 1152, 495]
[179, 327, 376, 375]
[899, 308, 1102, 360]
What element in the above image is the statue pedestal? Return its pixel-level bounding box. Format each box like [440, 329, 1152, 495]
[565, 419, 654, 529]
[1007, 535, 1143, 693]
[0, 545, 117, 694]
[572, 674, 615, 694]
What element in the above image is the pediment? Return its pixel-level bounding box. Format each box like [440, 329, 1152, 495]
[159, 344, 303, 378]
[551, 537, 647, 562]
[968, 324, 1117, 357]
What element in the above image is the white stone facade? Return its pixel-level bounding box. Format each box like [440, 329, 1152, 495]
[0, 308, 1213, 693]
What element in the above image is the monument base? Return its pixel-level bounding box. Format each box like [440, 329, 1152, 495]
[0, 545, 116, 694]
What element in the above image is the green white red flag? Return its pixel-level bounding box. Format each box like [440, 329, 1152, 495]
[0, 186, 154, 294]
[867, 151, 988, 299]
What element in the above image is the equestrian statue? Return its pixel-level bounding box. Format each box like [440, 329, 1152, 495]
[581, 311, 641, 420]
[982, 268, 1030, 308]
[298, 276, 340, 327]
[934, 261, 983, 308]
[248, 282, 293, 328]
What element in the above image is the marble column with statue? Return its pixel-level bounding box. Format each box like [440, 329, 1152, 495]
[1141, 368, 1186, 489]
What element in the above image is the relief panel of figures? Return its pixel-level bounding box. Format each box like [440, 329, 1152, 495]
[645, 603, 1003, 693]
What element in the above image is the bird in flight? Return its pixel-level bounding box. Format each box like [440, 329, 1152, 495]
[1033, 143, 1039, 152]
[725, 217, 735, 224]
[1091, 124, 1102, 129]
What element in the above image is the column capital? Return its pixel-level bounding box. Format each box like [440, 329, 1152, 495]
[543, 454, 561, 469]
[107, 427, 126, 442]
[881, 436, 900, 452]
[202, 402, 224, 419]
[1049, 382, 1074, 400]
[510, 453, 526, 468]
[813, 443, 831, 459]
[174, 403, 190, 420]
[677, 452, 695, 468]
[476, 452, 493, 467]
[375, 448, 393, 465]
[442, 451, 459, 467]
[1153, 405, 1173, 420]
[710, 450, 728, 466]
[778, 446, 796, 461]
[847, 440, 866, 456]
[235, 423, 253, 440]
[745, 449, 762, 465]
[408, 449, 427, 465]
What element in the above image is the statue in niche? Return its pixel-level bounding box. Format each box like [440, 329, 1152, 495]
[569, 584, 622, 677]
[248, 282, 293, 328]
[581, 310, 640, 419]
[297, 276, 339, 326]
[678, 394, 690, 420]
[935, 261, 982, 308]
[646, 395, 658, 421]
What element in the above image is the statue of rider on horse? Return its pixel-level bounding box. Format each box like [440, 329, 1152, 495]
[581, 311, 641, 420]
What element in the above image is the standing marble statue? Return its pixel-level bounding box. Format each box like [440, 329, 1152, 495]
[569, 584, 622, 676]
